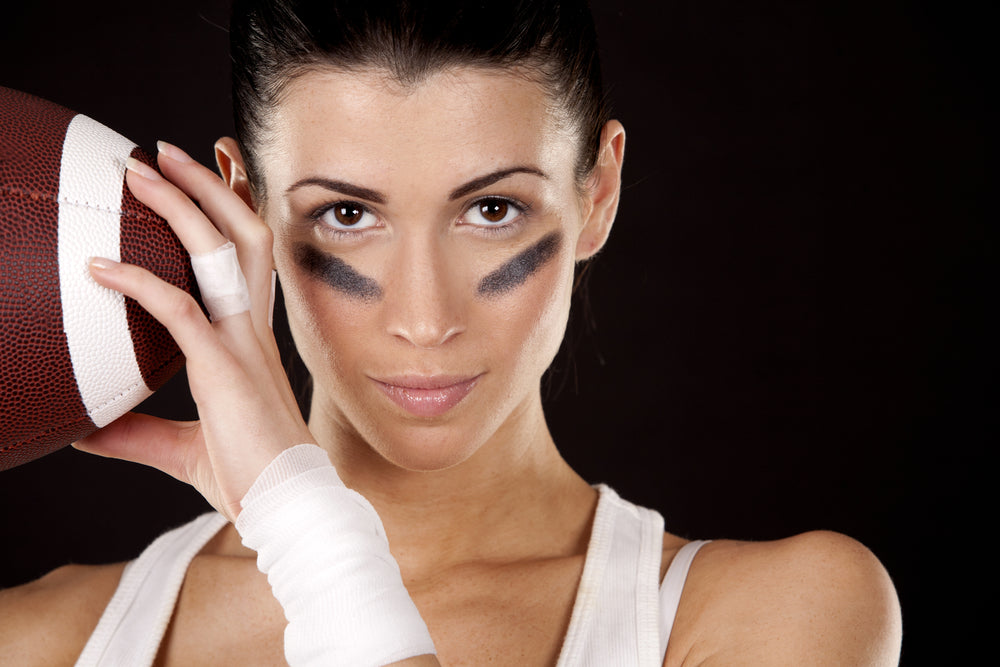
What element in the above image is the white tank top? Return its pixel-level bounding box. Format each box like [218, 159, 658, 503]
[76, 485, 708, 666]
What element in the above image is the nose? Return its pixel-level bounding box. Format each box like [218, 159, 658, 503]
[382, 235, 466, 349]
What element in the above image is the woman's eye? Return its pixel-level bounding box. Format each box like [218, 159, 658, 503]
[465, 198, 523, 227]
[317, 201, 378, 231]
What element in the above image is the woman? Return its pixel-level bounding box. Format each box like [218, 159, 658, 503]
[0, 1, 902, 664]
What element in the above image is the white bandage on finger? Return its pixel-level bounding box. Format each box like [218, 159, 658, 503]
[190, 241, 252, 321]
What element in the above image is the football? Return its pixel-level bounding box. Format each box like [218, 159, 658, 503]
[0, 86, 195, 471]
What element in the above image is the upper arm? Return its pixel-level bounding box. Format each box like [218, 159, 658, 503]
[0, 562, 125, 666]
[672, 531, 902, 666]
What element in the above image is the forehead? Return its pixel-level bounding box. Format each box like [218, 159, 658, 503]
[261, 66, 578, 193]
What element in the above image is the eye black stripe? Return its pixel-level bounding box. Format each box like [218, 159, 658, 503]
[294, 244, 382, 301]
[477, 232, 562, 297]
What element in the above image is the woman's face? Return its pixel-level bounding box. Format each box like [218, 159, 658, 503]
[254, 67, 615, 472]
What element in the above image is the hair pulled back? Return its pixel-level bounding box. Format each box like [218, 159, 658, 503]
[229, 0, 609, 200]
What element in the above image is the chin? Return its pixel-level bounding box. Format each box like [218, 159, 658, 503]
[366, 420, 492, 473]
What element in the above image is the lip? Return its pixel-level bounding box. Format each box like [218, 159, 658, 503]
[372, 374, 481, 418]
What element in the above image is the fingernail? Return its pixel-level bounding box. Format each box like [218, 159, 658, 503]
[125, 156, 162, 181]
[88, 256, 120, 271]
[157, 140, 193, 163]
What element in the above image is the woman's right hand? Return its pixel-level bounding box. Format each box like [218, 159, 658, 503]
[74, 145, 444, 667]
[76, 141, 315, 521]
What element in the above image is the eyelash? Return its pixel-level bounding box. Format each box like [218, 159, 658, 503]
[308, 196, 530, 240]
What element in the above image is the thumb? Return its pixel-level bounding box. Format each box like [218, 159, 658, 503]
[73, 412, 202, 485]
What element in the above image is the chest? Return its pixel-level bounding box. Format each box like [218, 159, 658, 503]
[409, 556, 585, 666]
[155, 554, 585, 667]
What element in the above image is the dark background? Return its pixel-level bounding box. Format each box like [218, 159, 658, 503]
[0, 1, 992, 663]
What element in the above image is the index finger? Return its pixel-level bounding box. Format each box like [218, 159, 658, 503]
[124, 156, 228, 255]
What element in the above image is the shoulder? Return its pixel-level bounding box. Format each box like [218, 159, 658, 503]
[0, 561, 126, 666]
[666, 530, 902, 666]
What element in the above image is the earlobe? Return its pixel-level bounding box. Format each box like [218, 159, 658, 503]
[214, 137, 256, 212]
[575, 120, 626, 262]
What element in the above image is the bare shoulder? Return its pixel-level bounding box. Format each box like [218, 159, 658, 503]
[0, 561, 126, 666]
[666, 531, 902, 666]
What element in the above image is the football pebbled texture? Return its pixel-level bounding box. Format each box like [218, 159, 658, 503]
[0, 86, 196, 471]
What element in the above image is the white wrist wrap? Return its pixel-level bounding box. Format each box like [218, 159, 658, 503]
[235, 444, 436, 667]
[190, 241, 251, 321]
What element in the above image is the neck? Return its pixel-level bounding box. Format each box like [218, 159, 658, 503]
[307, 392, 597, 579]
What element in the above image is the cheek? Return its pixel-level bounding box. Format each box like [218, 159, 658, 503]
[272, 223, 378, 366]
[477, 245, 575, 380]
[480, 231, 573, 370]
[275, 250, 372, 389]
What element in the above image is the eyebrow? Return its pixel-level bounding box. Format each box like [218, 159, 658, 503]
[285, 177, 386, 204]
[447, 167, 548, 200]
[284, 166, 549, 204]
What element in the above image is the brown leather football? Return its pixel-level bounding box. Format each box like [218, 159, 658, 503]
[0, 86, 195, 471]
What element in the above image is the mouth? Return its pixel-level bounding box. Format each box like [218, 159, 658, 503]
[371, 374, 482, 418]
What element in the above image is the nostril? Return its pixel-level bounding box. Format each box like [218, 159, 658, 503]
[392, 323, 464, 349]
[436, 325, 464, 347]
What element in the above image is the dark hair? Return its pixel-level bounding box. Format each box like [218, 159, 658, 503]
[230, 0, 609, 201]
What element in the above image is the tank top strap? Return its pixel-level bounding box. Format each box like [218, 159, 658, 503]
[658, 539, 710, 656]
[75, 512, 228, 667]
[556, 484, 666, 666]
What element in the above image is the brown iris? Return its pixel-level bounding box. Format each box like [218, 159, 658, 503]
[478, 199, 509, 223]
[333, 202, 365, 226]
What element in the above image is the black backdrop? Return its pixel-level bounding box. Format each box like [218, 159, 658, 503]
[0, 2, 992, 664]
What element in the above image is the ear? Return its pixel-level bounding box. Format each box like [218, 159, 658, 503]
[575, 120, 626, 261]
[214, 137, 256, 212]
